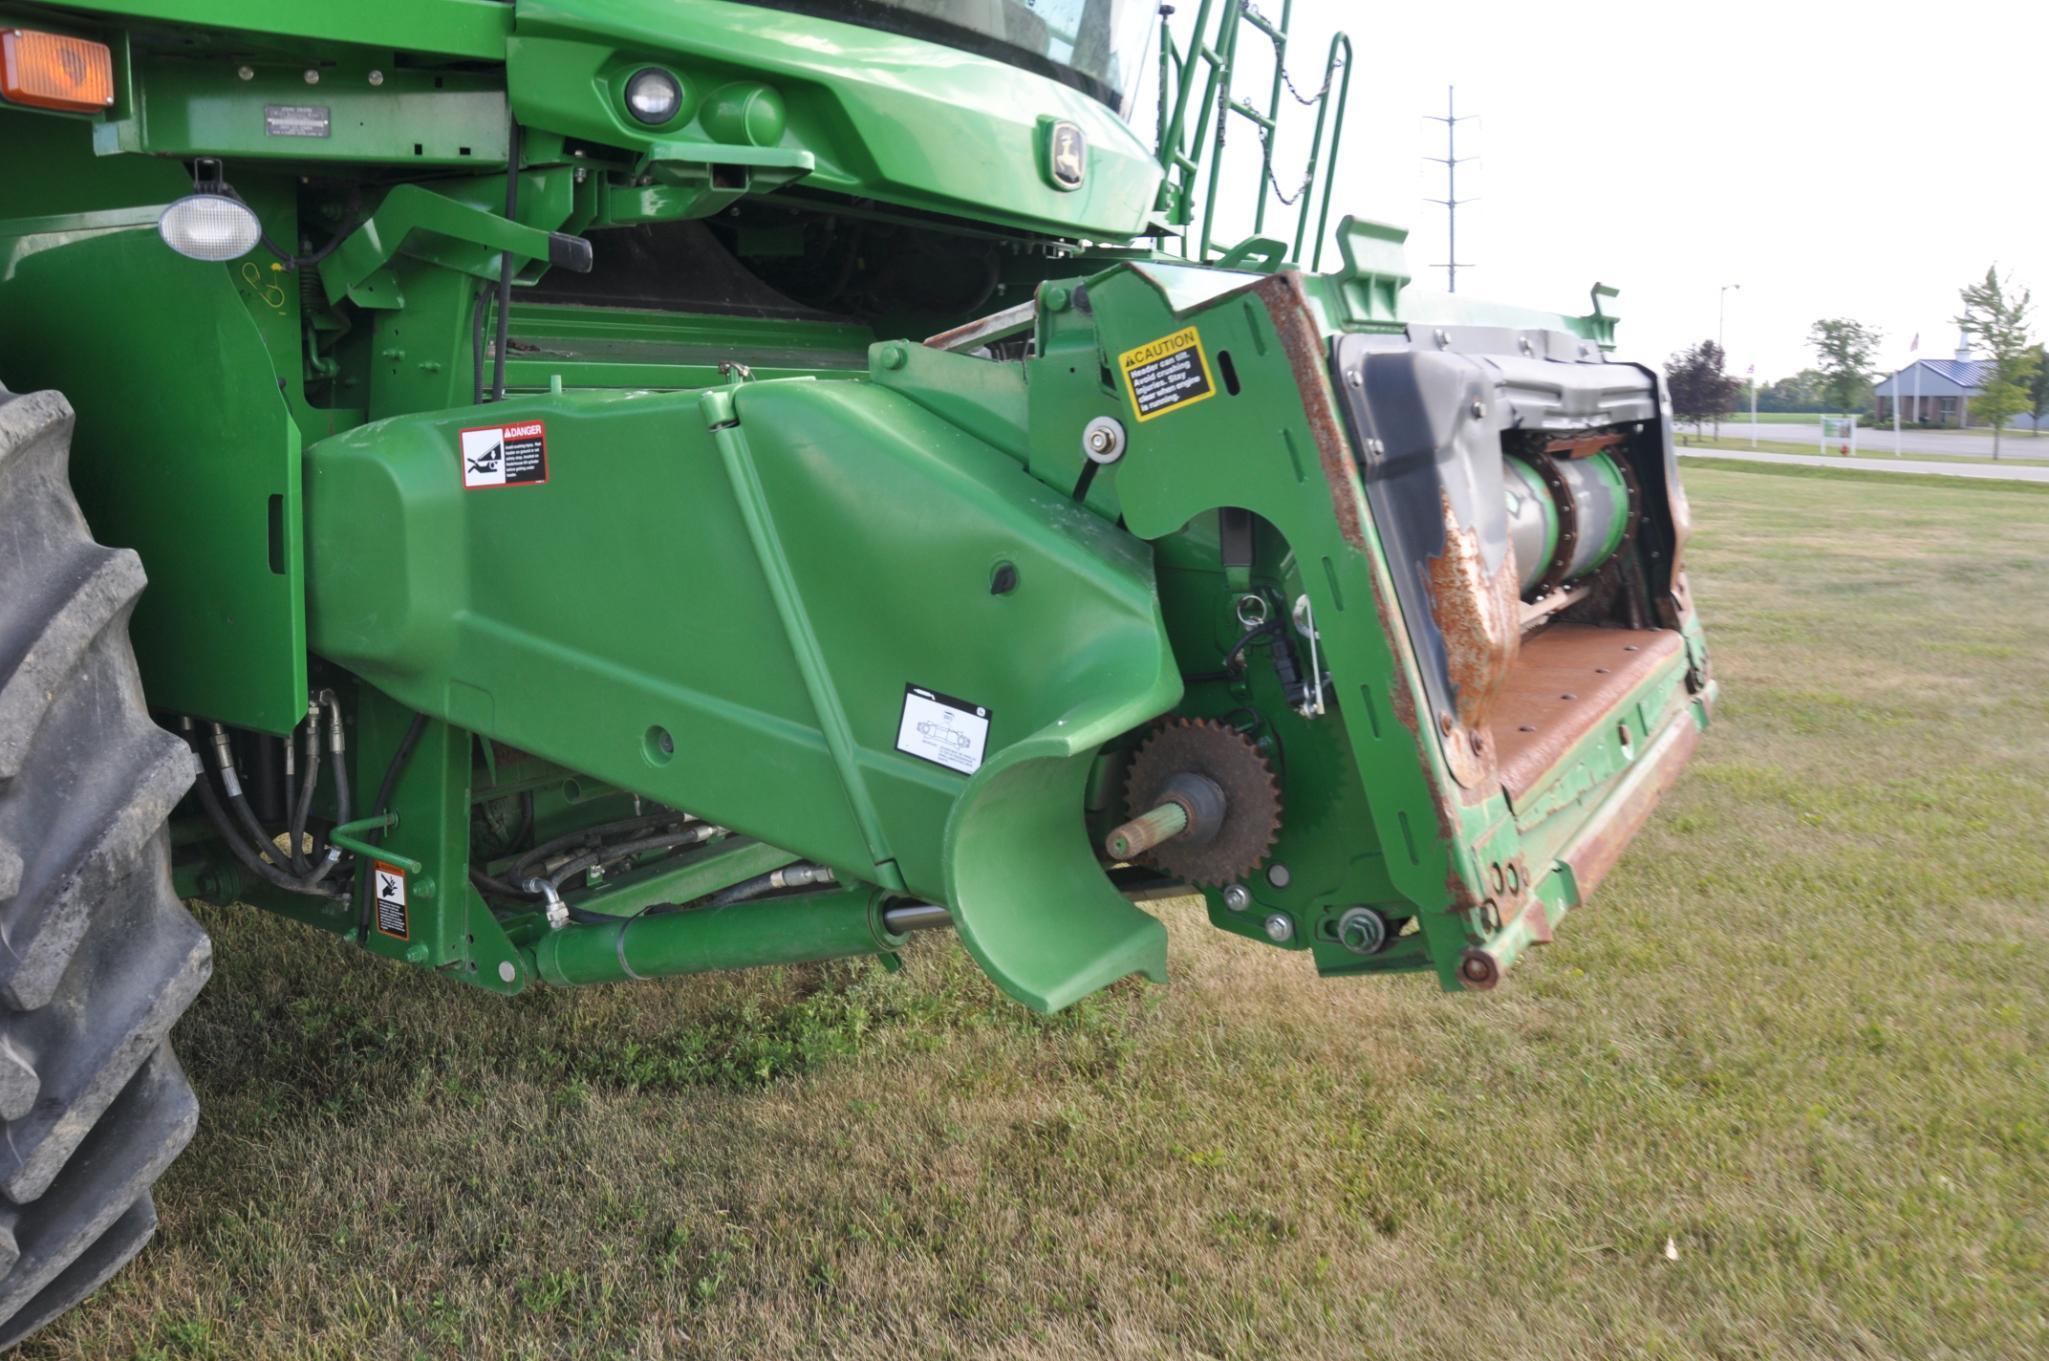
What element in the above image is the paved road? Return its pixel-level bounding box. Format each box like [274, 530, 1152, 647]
[1711, 420, 2047, 458]
[1679, 446, 2049, 483]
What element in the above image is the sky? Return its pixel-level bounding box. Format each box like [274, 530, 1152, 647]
[1152, 0, 2049, 382]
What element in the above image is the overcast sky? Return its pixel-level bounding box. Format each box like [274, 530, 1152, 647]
[1165, 0, 2048, 381]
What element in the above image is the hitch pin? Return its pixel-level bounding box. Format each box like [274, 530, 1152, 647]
[1292, 594, 1326, 719]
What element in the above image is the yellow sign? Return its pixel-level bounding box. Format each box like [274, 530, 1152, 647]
[1118, 325, 1216, 422]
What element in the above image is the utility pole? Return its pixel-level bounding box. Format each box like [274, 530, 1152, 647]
[1424, 85, 1473, 292]
[1717, 283, 1739, 440]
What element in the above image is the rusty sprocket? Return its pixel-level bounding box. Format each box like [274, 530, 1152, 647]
[1122, 717, 1281, 886]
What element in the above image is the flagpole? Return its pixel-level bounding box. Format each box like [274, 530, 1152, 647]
[1748, 364, 1758, 447]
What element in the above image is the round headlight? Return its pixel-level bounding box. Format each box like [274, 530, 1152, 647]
[157, 193, 262, 262]
[624, 68, 682, 125]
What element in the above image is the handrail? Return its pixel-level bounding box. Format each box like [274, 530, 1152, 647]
[1152, 1, 1353, 272]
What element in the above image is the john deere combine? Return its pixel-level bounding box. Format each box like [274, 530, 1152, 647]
[0, 0, 1713, 1340]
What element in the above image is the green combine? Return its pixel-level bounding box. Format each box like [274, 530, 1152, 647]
[0, 0, 1714, 1340]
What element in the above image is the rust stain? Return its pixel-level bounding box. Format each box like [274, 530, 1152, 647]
[1544, 432, 1623, 460]
[1424, 491, 1518, 790]
[1253, 273, 1367, 552]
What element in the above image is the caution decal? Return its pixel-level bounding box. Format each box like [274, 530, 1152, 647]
[1118, 325, 1216, 422]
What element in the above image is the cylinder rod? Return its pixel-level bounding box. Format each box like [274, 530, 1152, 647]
[1105, 800, 1190, 861]
[531, 886, 905, 987]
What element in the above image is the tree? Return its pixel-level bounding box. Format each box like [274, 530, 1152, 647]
[1807, 319, 1881, 417]
[1664, 340, 1740, 443]
[1756, 369, 1828, 413]
[2027, 344, 2048, 438]
[1954, 266, 2039, 458]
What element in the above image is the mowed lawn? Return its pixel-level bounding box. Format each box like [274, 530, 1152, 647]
[24, 465, 2049, 1361]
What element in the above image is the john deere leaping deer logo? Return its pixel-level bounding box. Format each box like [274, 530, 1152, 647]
[1047, 120, 1085, 190]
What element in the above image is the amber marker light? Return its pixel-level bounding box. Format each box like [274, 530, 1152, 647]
[0, 28, 115, 112]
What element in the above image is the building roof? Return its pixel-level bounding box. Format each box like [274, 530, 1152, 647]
[1872, 357, 1991, 399]
[1918, 358, 1992, 387]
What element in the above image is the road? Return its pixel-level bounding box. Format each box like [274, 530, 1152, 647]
[1710, 420, 2047, 458]
[1679, 446, 2049, 483]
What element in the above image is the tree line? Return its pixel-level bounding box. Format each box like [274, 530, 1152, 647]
[1663, 266, 2048, 457]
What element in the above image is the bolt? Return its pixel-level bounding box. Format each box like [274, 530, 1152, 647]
[1262, 912, 1294, 944]
[1434, 329, 1449, 348]
[1470, 400, 1486, 420]
[1222, 884, 1252, 912]
[304, 68, 320, 84]
[877, 343, 907, 371]
[1089, 428, 1112, 453]
[404, 943, 428, 964]
[1043, 285, 1070, 313]
[368, 69, 385, 86]
[1266, 863, 1291, 889]
[237, 65, 254, 81]
[1519, 336, 1534, 355]
[497, 960, 517, 984]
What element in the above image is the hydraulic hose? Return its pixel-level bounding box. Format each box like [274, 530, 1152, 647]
[287, 697, 321, 874]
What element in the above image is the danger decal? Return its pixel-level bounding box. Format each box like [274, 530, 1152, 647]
[1118, 325, 1216, 422]
[459, 420, 549, 490]
[372, 861, 410, 940]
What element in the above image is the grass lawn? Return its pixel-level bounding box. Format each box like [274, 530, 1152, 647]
[22, 466, 2049, 1360]
[1681, 435, 2049, 467]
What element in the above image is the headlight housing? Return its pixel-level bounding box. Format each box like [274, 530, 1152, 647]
[157, 193, 262, 261]
[624, 67, 682, 126]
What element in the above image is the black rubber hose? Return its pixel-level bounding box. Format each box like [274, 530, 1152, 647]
[489, 116, 521, 402]
[287, 705, 321, 874]
[470, 286, 491, 406]
[185, 730, 344, 900]
[543, 826, 719, 890]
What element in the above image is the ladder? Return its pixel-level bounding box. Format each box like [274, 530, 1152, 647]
[1153, 0, 1353, 270]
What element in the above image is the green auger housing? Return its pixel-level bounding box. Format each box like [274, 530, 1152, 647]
[0, 0, 1712, 1340]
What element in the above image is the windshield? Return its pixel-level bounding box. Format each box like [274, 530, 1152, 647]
[753, 1, 1157, 116]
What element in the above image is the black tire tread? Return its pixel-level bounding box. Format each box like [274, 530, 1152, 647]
[0, 387, 210, 1350]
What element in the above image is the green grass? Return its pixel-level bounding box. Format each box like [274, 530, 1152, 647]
[1681, 435, 2049, 467]
[22, 467, 2049, 1360]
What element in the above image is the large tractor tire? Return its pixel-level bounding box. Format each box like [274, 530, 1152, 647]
[0, 388, 211, 1349]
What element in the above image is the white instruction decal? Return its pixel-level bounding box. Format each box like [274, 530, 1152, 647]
[896, 685, 990, 775]
[459, 420, 549, 490]
[372, 861, 409, 940]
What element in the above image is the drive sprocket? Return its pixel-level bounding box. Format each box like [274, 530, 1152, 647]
[1121, 717, 1281, 886]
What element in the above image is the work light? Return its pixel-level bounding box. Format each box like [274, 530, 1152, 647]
[624, 67, 681, 124]
[157, 193, 262, 261]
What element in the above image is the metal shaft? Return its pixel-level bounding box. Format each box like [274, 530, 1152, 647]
[1104, 800, 1190, 861]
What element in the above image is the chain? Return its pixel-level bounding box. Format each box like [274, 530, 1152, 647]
[1240, 3, 1348, 105]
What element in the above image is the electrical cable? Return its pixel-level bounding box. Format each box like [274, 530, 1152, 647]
[489, 115, 521, 402]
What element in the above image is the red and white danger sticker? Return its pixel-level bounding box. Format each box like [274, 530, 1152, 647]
[458, 420, 549, 490]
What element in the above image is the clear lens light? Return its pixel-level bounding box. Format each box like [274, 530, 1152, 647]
[157, 194, 262, 261]
[624, 68, 680, 125]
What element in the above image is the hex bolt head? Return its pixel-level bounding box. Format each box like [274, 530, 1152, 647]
[1081, 415, 1127, 465]
[1262, 912, 1294, 943]
[237, 65, 254, 81]
[877, 343, 907, 371]
[368, 69, 385, 87]
[1221, 884, 1252, 912]
[1470, 400, 1487, 420]
[303, 68, 320, 84]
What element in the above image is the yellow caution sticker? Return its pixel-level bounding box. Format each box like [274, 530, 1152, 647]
[1118, 325, 1216, 422]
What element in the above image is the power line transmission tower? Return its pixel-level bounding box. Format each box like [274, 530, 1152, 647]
[1424, 85, 1474, 292]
